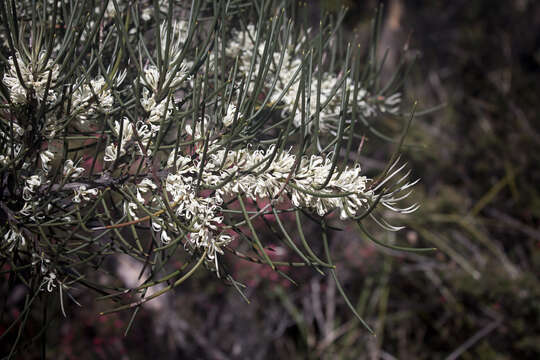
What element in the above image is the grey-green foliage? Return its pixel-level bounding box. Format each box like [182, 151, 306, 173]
[0, 0, 422, 355]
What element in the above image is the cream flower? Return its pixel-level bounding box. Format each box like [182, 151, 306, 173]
[226, 24, 402, 134]
[42, 271, 58, 292]
[63, 159, 85, 178]
[73, 185, 98, 203]
[113, 118, 134, 143]
[104, 144, 118, 162]
[223, 103, 239, 127]
[161, 230, 172, 244]
[135, 178, 157, 204]
[71, 76, 113, 120]
[124, 201, 139, 219]
[3, 228, 26, 251]
[23, 175, 42, 201]
[2, 51, 59, 104]
[39, 150, 55, 174]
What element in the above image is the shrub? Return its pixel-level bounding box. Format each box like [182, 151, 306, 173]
[0, 0, 421, 356]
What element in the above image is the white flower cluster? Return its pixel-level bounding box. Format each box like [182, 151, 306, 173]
[202, 145, 374, 220]
[225, 25, 402, 133]
[122, 178, 160, 222]
[0, 122, 24, 166]
[32, 252, 59, 292]
[159, 142, 415, 267]
[226, 24, 263, 90]
[165, 167, 232, 270]
[11, 155, 90, 238]
[141, 20, 191, 92]
[71, 75, 115, 123]
[104, 118, 134, 162]
[141, 85, 174, 125]
[2, 51, 59, 104]
[15, 157, 90, 236]
[73, 185, 99, 203]
[0, 15, 191, 257]
[23, 175, 43, 201]
[0, 2, 420, 299]
[131, 20, 192, 158]
[0, 45, 120, 242]
[20, 174, 48, 223]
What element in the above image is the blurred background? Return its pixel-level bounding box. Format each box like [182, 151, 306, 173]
[2, 0, 540, 358]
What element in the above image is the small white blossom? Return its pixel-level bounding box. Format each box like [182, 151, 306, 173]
[124, 201, 138, 219]
[208, 233, 233, 274]
[138, 178, 158, 192]
[104, 1, 116, 19]
[12, 123, 24, 137]
[223, 103, 239, 127]
[135, 121, 154, 155]
[62, 216, 74, 223]
[32, 252, 51, 274]
[39, 150, 55, 174]
[104, 144, 118, 162]
[139, 88, 175, 142]
[104, 119, 133, 162]
[23, 175, 42, 201]
[151, 218, 163, 232]
[378, 93, 402, 114]
[73, 185, 98, 203]
[18, 200, 46, 222]
[185, 114, 213, 141]
[3, 228, 26, 251]
[63, 159, 85, 178]
[142, 66, 161, 93]
[19, 202, 33, 216]
[135, 178, 157, 204]
[42, 271, 57, 292]
[141, 7, 153, 21]
[113, 118, 134, 143]
[166, 152, 192, 170]
[161, 230, 172, 244]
